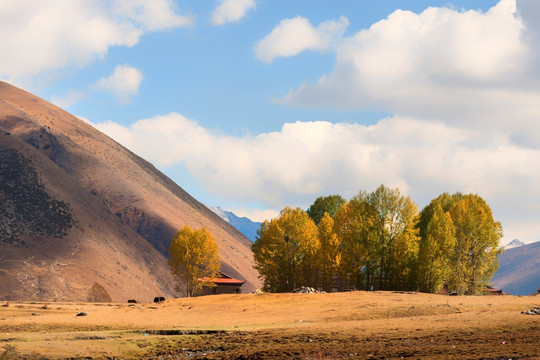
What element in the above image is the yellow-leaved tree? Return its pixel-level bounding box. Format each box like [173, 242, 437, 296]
[316, 212, 342, 292]
[168, 226, 221, 297]
[252, 207, 319, 292]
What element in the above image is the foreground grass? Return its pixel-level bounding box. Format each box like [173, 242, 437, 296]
[0, 291, 539, 359]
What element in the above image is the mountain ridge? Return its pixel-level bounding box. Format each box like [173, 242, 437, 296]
[209, 207, 261, 242]
[0, 81, 260, 301]
[492, 240, 540, 295]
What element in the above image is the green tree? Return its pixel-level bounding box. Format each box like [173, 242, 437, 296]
[168, 226, 221, 297]
[252, 207, 319, 292]
[368, 185, 419, 291]
[307, 195, 346, 225]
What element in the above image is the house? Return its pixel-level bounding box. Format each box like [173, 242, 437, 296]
[198, 271, 246, 295]
[484, 286, 503, 295]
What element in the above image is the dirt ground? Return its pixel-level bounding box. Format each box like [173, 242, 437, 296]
[0, 291, 539, 359]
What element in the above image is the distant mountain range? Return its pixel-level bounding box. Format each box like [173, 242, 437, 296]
[209, 207, 261, 242]
[492, 240, 540, 295]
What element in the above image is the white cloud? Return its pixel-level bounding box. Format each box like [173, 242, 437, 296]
[112, 0, 193, 31]
[228, 208, 280, 223]
[211, 0, 256, 26]
[254, 16, 349, 63]
[0, 0, 192, 82]
[92, 65, 144, 104]
[278, 0, 540, 145]
[88, 113, 540, 244]
[51, 90, 86, 109]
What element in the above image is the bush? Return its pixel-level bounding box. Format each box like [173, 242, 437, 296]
[0, 345, 18, 360]
[87, 282, 112, 302]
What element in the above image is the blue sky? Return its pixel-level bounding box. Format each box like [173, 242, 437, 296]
[2, 0, 540, 245]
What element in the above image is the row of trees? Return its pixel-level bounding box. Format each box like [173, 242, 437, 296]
[252, 185, 502, 295]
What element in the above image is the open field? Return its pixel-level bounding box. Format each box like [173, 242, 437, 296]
[0, 291, 539, 359]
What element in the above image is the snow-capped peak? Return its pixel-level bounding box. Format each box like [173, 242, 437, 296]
[505, 239, 525, 250]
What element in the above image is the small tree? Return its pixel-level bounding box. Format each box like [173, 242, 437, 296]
[87, 282, 112, 302]
[168, 226, 221, 297]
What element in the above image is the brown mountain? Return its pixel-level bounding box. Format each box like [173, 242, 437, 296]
[0, 81, 260, 302]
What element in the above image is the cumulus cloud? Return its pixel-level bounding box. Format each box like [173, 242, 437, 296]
[211, 0, 256, 25]
[92, 65, 144, 104]
[254, 15, 349, 63]
[0, 0, 192, 82]
[51, 90, 87, 109]
[278, 0, 540, 144]
[112, 0, 193, 31]
[89, 113, 540, 243]
[229, 208, 280, 223]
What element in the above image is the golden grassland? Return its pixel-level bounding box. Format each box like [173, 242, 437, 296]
[0, 291, 539, 359]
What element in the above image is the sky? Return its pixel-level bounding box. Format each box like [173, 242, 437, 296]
[1, 0, 540, 245]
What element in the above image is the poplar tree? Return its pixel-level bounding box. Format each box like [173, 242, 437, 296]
[252, 207, 319, 292]
[418, 193, 502, 295]
[316, 212, 342, 291]
[307, 195, 346, 225]
[168, 226, 221, 297]
[417, 202, 455, 293]
[368, 185, 419, 290]
[333, 191, 376, 290]
[448, 195, 502, 295]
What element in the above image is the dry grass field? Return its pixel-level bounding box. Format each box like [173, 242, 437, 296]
[0, 291, 539, 359]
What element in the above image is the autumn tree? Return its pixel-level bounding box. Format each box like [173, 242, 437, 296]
[252, 207, 319, 292]
[307, 195, 346, 225]
[368, 185, 419, 291]
[417, 202, 455, 293]
[87, 282, 112, 302]
[418, 193, 502, 295]
[316, 212, 342, 291]
[448, 195, 502, 295]
[168, 226, 221, 297]
[333, 191, 376, 290]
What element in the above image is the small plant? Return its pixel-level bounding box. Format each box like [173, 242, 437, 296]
[87, 282, 112, 302]
[0, 345, 18, 360]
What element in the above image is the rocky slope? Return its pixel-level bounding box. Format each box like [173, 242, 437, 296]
[0, 81, 260, 301]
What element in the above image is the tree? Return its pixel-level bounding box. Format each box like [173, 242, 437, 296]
[417, 202, 455, 293]
[252, 207, 319, 292]
[368, 185, 419, 291]
[307, 195, 346, 225]
[448, 195, 502, 295]
[333, 191, 376, 290]
[316, 212, 342, 292]
[168, 226, 221, 297]
[87, 282, 112, 302]
[418, 193, 502, 295]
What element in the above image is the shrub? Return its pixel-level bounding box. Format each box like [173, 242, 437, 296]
[87, 282, 112, 302]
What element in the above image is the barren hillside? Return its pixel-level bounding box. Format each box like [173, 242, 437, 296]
[0, 81, 260, 301]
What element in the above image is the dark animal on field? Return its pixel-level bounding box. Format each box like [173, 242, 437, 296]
[153, 296, 165, 303]
[127, 299, 137, 303]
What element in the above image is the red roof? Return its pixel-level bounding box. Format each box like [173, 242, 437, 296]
[198, 271, 245, 286]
